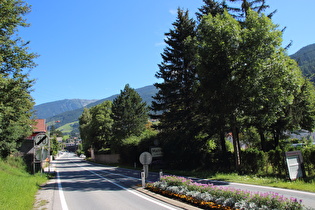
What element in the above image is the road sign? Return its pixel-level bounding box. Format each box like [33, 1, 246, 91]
[34, 133, 48, 146]
[150, 147, 163, 157]
[139, 152, 152, 165]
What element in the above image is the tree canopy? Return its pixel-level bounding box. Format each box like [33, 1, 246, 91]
[79, 84, 148, 154]
[150, 2, 315, 170]
[111, 84, 148, 150]
[76, 1, 315, 172]
[0, 0, 37, 158]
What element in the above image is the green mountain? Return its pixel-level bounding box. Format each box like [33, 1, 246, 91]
[35, 85, 158, 132]
[291, 43, 315, 82]
[34, 99, 98, 119]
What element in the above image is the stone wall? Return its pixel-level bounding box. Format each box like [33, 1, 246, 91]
[94, 154, 120, 164]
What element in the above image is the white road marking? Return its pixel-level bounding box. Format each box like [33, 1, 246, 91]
[80, 165, 177, 210]
[195, 177, 315, 196]
[57, 170, 69, 210]
[229, 181, 315, 196]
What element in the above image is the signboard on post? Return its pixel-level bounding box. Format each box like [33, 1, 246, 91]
[34, 133, 48, 146]
[150, 147, 163, 158]
[285, 151, 305, 180]
[33, 133, 50, 174]
[139, 152, 152, 184]
[139, 152, 152, 165]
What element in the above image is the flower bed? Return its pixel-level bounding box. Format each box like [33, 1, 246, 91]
[145, 175, 304, 210]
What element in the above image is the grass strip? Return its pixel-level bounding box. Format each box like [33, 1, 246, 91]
[0, 157, 48, 210]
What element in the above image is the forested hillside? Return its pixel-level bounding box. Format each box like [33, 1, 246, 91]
[291, 43, 315, 82]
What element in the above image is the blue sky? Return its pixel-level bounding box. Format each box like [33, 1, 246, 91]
[20, 0, 315, 105]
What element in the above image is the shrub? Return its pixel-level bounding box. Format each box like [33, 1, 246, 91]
[241, 148, 266, 174]
[301, 146, 315, 176]
[267, 147, 286, 175]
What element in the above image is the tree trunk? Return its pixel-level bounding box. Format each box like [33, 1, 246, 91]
[273, 129, 280, 149]
[259, 130, 266, 152]
[220, 130, 227, 153]
[231, 116, 241, 171]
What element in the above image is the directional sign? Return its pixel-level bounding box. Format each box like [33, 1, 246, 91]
[139, 152, 152, 165]
[151, 147, 163, 157]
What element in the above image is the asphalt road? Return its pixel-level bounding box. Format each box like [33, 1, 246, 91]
[51, 152, 315, 210]
[52, 153, 183, 210]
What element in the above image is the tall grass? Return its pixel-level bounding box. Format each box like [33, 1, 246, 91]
[0, 157, 47, 210]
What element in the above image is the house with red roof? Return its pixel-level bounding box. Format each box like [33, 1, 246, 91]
[33, 119, 47, 133]
[20, 119, 48, 162]
[24, 119, 47, 140]
[19, 119, 50, 173]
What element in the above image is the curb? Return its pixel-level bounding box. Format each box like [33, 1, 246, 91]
[133, 186, 201, 210]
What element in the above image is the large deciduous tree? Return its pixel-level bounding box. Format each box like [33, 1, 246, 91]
[197, 10, 243, 169]
[79, 101, 113, 153]
[0, 0, 37, 158]
[79, 108, 92, 151]
[89, 101, 113, 152]
[197, 9, 308, 169]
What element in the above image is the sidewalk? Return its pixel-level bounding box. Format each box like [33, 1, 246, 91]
[33, 161, 57, 210]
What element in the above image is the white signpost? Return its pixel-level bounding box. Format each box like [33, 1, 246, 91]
[139, 152, 152, 187]
[285, 151, 304, 180]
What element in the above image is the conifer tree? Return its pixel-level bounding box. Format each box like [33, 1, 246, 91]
[196, 0, 226, 21]
[111, 84, 148, 151]
[152, 8, 198, 130]
[151, 9, 204, 167]
[225, 0, 275, 20]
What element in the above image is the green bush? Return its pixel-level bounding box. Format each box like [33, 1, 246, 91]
[205, 151, 234, 172]
[301, 146, 315, 176]
[267, 148, 286, 175]
[119, 129, 158, 165]
[241, 148, 266, 174]
[119, 144, 139, 165]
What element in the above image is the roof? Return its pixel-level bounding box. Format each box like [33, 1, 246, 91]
[33, 119, 47, 133]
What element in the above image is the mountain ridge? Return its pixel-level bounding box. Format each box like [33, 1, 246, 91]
[34, 99, 98, 119]
[33, 85, 158, 129]
[290, 43, 315, 82]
